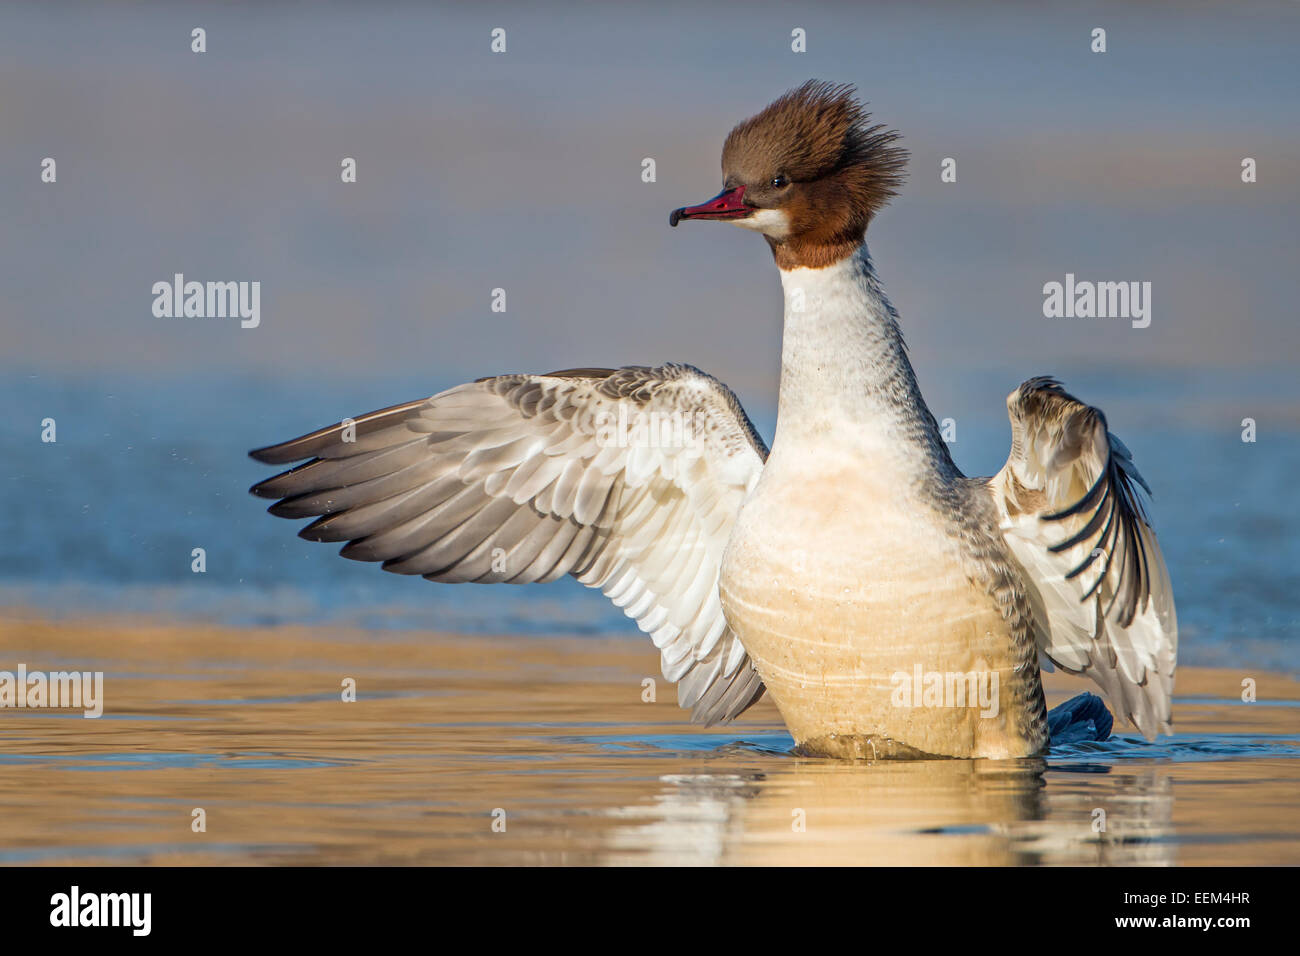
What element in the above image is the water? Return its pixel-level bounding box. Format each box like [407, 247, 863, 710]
[1, 616, 1296, 865]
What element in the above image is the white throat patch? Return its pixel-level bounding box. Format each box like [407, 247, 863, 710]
[732, 207, 791, 239]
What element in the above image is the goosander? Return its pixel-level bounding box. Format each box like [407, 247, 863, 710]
[251, 81, 1176, 759]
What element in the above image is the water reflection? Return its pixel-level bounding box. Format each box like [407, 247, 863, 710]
[1013, 769, 1174, 866]
[603, 755, 1176, 865]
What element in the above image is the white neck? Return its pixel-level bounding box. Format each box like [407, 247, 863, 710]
[772, 245, 955, 481]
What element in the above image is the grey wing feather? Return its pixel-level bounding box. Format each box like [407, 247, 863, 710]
[250, 364, 768, 725]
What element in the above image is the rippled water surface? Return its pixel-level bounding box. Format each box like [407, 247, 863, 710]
[2, 616, 1297, 866]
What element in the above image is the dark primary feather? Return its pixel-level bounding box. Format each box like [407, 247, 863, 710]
[1020, 378, 1154, 629]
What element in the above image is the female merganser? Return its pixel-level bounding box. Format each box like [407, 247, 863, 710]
[251, 81, 1176, 759]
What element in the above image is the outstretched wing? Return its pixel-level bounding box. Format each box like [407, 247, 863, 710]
[249, 364, 768, 725]
[987, 377, 1177, 739]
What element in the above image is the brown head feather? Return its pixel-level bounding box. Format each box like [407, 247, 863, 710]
[720, 81, 908, 269]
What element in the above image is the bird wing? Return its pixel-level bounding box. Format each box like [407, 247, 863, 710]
[250, 364, 768, 724]
[986, 377, 1177, 738]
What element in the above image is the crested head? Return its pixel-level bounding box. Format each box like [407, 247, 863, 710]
[671, 81, 908, 270]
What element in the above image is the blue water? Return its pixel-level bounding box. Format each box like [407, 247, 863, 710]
[1, 369, 1297, 674]
[582, 729, 1300, 765]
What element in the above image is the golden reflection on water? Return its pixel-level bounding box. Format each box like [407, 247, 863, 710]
[0, 615, 1296, 865]
[602, 760, 1177, 866]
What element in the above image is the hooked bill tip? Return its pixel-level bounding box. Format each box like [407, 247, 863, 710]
[669, 208, 684, 227]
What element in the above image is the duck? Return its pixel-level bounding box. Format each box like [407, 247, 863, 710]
[250, 80, 1176, 759]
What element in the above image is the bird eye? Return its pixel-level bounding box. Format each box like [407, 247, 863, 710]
[771, 175, 789, 188]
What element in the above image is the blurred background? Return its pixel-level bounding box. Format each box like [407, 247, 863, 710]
[1, 1, 1297, 670]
